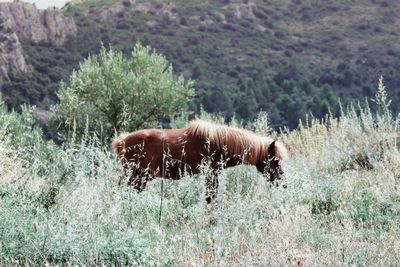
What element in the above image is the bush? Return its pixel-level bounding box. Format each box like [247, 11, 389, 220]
[51, 43, 195, 141]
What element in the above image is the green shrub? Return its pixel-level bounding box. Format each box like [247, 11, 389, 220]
[51, 43, 194, 142]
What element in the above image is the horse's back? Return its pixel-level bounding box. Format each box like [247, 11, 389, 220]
[112, 129, 162, 157]
[127, 129, 162, 145]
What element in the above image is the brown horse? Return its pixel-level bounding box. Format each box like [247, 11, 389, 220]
[112, 119, 288, 203]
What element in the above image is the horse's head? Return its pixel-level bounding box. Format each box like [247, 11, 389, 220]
[257, 140, 288, 182]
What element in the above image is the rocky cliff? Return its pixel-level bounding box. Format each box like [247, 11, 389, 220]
[0, 14, 28, 85]
[0, 1, 76, 85]
[0, 1, 76, 45]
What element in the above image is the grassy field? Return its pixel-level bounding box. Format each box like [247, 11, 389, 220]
[0, 99, 399, 266]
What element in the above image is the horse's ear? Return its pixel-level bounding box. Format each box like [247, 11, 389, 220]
[268, 140, 276, 158]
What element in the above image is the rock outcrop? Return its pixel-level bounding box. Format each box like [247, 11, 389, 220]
[0, 1, 77, 45]
[0, 14, 29, 85]
[0, 0, 76, 85]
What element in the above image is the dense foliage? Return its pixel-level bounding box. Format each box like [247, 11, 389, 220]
[51, 43, 194, 141]
[2, 0, 400, 128]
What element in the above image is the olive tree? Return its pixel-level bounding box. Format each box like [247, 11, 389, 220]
[51, 43, 194, 140]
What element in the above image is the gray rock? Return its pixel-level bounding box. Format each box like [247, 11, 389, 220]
[0, 1, 77, 85]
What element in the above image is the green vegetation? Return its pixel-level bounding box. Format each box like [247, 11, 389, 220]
[1, 2, 400, 263]
[1, 79, 399, 265]
[2, 0, 400, 128]
[51, 43, 194, 141]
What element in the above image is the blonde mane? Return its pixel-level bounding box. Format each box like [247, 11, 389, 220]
[187, 119, 288, 164]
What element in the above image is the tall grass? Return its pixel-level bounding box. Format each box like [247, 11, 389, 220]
[0, 95, 399, 266]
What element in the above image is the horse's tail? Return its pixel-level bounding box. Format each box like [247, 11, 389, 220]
[112, 133, 130, 158]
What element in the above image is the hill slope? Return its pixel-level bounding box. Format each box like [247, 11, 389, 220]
[2, 0, 400, 128]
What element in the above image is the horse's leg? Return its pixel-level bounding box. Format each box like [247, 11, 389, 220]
[205, 171, 219, 204]
[128, 174, 147, 191]
[127, 163, 152, 191]
[128, 170, 155, 191]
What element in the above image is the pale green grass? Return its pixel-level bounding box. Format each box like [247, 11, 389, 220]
[0, 104, 399, 266]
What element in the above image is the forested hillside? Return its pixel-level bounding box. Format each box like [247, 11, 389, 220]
[2, 0, 400, 128]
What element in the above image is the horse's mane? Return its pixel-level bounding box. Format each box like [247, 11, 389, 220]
[186, 119, 288, 164]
